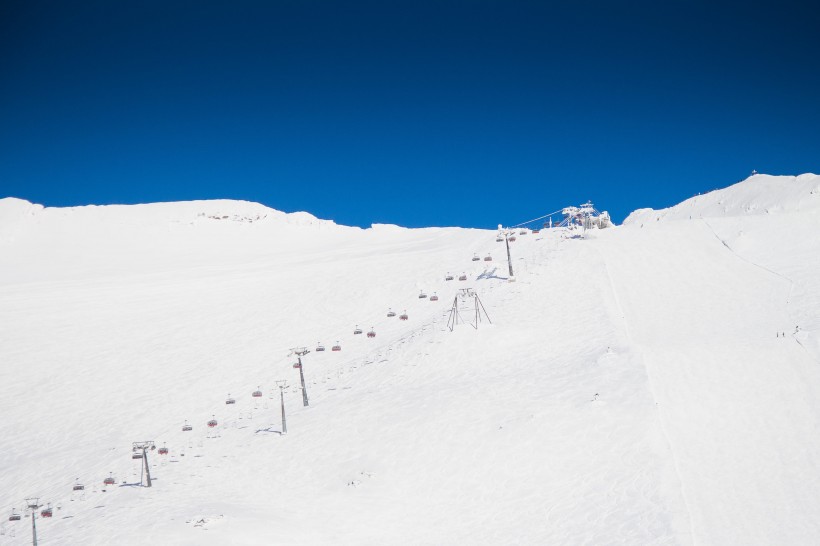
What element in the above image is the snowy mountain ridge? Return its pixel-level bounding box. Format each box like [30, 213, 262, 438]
[0, 197, 336, 241]
[1, 174, 819, 545]
[625, 173, 820, 224]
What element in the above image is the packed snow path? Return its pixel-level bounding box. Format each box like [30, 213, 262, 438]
[1, 173, 819, 545]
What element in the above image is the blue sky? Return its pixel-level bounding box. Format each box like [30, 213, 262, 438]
[1, 1, 818, 228]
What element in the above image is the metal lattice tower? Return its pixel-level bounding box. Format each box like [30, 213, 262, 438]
[447, 288, 492, 331]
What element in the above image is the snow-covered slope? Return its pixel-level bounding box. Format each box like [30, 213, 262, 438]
[1, 175, 819, 545]
[625, 173, 820, 224]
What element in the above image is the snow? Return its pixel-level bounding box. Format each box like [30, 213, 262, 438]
[625, 173, 820, 224]
[1, 173, 819, 545]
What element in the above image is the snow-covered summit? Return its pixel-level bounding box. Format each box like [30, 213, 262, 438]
[2, 177, 820, 545]
[624, 173, 820, 225]
[0, 198, 351, 284]
[0, 197, 334, 239]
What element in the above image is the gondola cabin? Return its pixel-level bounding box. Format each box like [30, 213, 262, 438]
[104, 476, 116, 486]
[367, 329, 376, 338]
[399, 312, 409, 321]
[430, 294, 439, 301]
[225, 396, 236, 405]
[158, 446, 169, 455]
[315, 343, 325, 352]
[293, 362, 301, 369]
[207, 418, 218, 427]
[8, 511, 21, 521]
[252, 388, 263, 398]
[332, 343, 342, 352]
[532, 229, 540, 234]
[496, 235, 503, 242]
[445, 274, 454, 281]
[73, 484, 85, 491]
[472, 254, 480, 261]
[519, 229, 527, 235]
[459, 274, 467, 281]
[41, 506, 53, 518]
[132, 451, 144, 460]
[508, 236, 516, 242]
[484, 255, 492, 261]
[419, 292, 427, 299]
[182, 423, 193, 432]
[387, 309, 396, 317]
[354, 327, 362, 335]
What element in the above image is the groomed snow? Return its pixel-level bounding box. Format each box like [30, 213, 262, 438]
[1, 174, 819, 545]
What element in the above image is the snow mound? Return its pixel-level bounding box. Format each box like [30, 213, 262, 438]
[0, 198, 333, 230]
[624, 173, 820, 225]
[0, 198, 44, 243]
[0, 199, 344, 283]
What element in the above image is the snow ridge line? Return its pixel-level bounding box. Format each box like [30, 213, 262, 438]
[598, 250, 697, 546]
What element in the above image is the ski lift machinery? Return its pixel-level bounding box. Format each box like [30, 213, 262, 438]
[555, 202, 612, 232]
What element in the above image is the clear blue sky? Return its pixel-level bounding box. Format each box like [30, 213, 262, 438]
[1, 1, 818, 227]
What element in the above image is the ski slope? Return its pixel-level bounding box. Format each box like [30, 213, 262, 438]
[1, 173, 819, 545]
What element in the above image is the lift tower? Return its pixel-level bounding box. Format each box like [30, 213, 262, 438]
[132, 441, 156, 487]
[290, 347, 311, 406]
